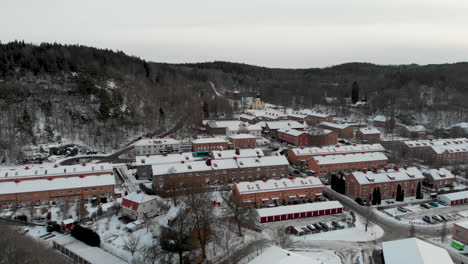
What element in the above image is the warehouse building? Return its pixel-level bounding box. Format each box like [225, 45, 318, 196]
[256, 201, 343, 223]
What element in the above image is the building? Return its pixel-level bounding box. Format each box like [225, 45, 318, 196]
[292, 110, 333, 125]
[402, 138, 468, 165]
[135, 153, 194, 179]
[277, 128, 310, 146]
[134, 138, 182, 156]
[232, 176, 324, 208]
[244, 108, 287, 122]
[345, 167, 424, 201]
[308, 152, 388, 176]
[249, 246, 323, 264]
[439, 191, 468, 206]
[192, 138, 229, 152]
[246, 124, 262, 137]
[308, 127, 338, 146]
[382, 237, 453, 264]
[265, 120, 306, 137]
[61, 218, 75, 231]
[53, 235, 127, 264]
[0, 163, 115, 208]
[211, 148, 264, 159]
[122, 192, 161, 220]
[422, 168, 455, 191]
[318, 122, 354, 138]
[372, 115, 395, 128]
[288, 143, 386, 165]
[399, 125, 427, 139]
[152, 155, 289, 189]
[250, 95, 265, 110]
[453, 221, 468, 245]
[356, 127, 381, 142]
[239, 114, 258, 124]
[256, 201, 343, 223]
[229, 134, 257, 149]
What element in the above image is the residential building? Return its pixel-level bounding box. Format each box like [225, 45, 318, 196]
[399, 125, 427, 138]
[297, 110, 333, 125]
[192, 138, 229, 152]
[308, 127, 338, 146]
[250, 95, 265, 110]
[345, 167, 424, 201]
[422, 168, 455, 191]
[356, 127, 381, 142]
[134, 138, 182, 156]
[402, 138, 468, 165]
[122, 192, 161, 220]
[247, 124, 262, 137]
[256, 201, 343, 223]
[373, 115, 395, 128]
[229, 134, 257, 149]
[453, 221, 468, 245]
[308, 152, 388, 176]
[265, 120, 306, 137]
[277, 128, 310, 146]
[287, 144, 385, 165]
[135, 153, 194, 179]
[152, 156, 289, 189]
[382, 237, 453, 264]
[318, 122, 354, 138]
[211, 148, 264, 159]
[232, 176, 324, 208]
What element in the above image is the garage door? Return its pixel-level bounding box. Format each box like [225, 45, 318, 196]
[274, 215, 281, 221]
[300, 212, 306, 218]
[268, 216, 274, 222]
[281, 215, 287, 220]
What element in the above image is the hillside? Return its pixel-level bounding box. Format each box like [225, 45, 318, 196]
[1, 41, 468, 163]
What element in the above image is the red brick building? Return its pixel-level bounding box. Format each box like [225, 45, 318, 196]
[277, 128, 310, 146]
[308, 152, 388, 176]
[422, 168, 455, 191]
[356, 127, 381, 142]
[287, 144, 386, 165]
[308, 128, 338, 146]
[229, 134, 257, 149]
[453, 221, 468, 245]
[265, 120, 306, 137]
[0, 163, 115, 208]
[345, 167, 424, 201]
[192, 138, 229, 152]
[289, 111, 333, 125]
[402, 138, 468, 165]
[319, 122, 354, 138]
[372, 115, 395, 128]
[232, 176, 324, 208]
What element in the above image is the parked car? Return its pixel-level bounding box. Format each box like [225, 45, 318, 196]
[428, 202, 439, 207]
[422, 216, 433, 224]
[319, 222, 329, 230]
[397, 207, 408, 213]
[438, 200, 448, 206]
[420, 203, 430, 209]
[331, 221, 341, 229]
[438, 215, 448, 222]
[432, 215, 443, 222]
[313, 223, 322, 230]
[306, 225, 316, 232]
[305, 170, 315, 176]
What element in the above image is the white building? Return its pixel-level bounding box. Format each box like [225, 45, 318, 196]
[135, 153, 195, 179]
[134, 138, 182, 156]
[382, 238, 453, 264]
[122, 192, 161, 220]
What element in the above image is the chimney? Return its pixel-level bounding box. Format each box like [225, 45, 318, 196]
[82, 163, 86, 166]
[163, 153, 168, 157]
[137, 190, 141, 194]
[393, 166, 399, 171]
[179, 152, 183, 155]
[146, 154, 150, 157]
[373, 168, 378, 173]
[150, 136, 153, 139]
[24, 166, 30, 170]
[181, 161, 185, 164]
[363, 169, 368, 174]
[436, 166, 440, 170]
[262, 178, 267, 182]
[384, 167, 388, 172]
[235, 148, 240, 155]
[233, 156, 238, 160]
[403, 165, 408, 170]
[257, 155, 262, 158]
[206, 158, 212, 166]
[53, 164, 58, 168]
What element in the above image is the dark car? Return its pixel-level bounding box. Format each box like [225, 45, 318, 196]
[438, 215, 448, 222]
[306, 225, 315, 231]
[397, 207, 408, 213]
[428, 202, 439, 207]
[331, 221, 340, 228]
[422, 216, 433, 224]
[420, 203, 430, 209]
[319, 222, 329, 229]
[305, 170, 315, 176]
[432, 215, 443, 222]
[313, 223, 322, 229]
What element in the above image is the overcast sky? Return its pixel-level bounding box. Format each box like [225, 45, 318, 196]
[2, 0, 468, 68]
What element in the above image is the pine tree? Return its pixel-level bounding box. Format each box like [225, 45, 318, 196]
[372, 188, 377, 205]
[351, 81, 360, 104]
[416, 182, 423, 199]
[396, 184, 402, 201]
[377, 187, 382, 204]
[401, 190, 405, 201]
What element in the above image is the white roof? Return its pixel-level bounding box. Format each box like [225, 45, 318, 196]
[211, 158, 239, 170]
[248, 246, 321, 264]
[402, 125, 427, 133]
[212, 148, 264, 159]
[373, 115, 387, 122]
[207, 120, 245, 131]
[247, 124, 262, 131]
[320, 122, 352, 130]
[62, 218, 75, 225]
[307, 127, 334, 136]
[0, 163, 113, 179]
[239, 114, 256, 120]
[439, 190, 468, 201]
[265, 120, 305, 130]
[0, 174, 115, 194]
[134, 138, 180, 146]
[297, 109, 331, 118]
[291, 144, 385, 157]
[359, 127, 381, 135]
[245, 108, 287, 120]
[53, 236, 127, 264]
[236, 176, 323, 194]
[159, 206, 181, 228]
[455, 220, 468, 230]
[236, 156, 289, 168]
[192, 137, 227, 144]
[403, 138, 468, 148]
[152, 160, 212, 175]
[123, 192, 159, 204]
[256, 201, 343, 218]
[382, 238, 453, 264]
[277, 128, 308, 137]
[431, 143, 468, 154]
[135, 153, 194, 166]
[229, 133, 256, 139]
[312, 152, 388, 165]
[422, 168, 455, 181]
[351, 167, 424, 185]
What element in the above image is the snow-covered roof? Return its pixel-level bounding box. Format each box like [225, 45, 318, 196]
[351, 167, 424, 185]
[319, 122, 352, 130]
[382, 238, 453, 264]
[307, 127, 334, 136]
[135, 153, 194, 166]
[239, 114, 256, 120]
[212, 148, 264, 159]
[248, 246, 321, 264]
[229, 133, 256, 139]
[439, 190, 468, 201]
[123, 192, 159, 204]
[265, 120, 306, 130]
[455, 220, 468, 230]
[159, 207, 181, 228]
[401, 125, 427, 133]
[236, 156, 289, 168]
[256, 201, 343, 218]
[207, 120, 246, 131]
[62, 218, 75, 225]
[451, 122, 468, 130]
[192, 138, 228, 144]
[211, 158, 239, 170]
[431, 143, 468, 154]
[373, 115, 387, 122]
[277, 128, 308, 137]
[403, 138, 468, 148]
[422, 168, 455, 181]
[291, 144, 385, 157]
[0, 174, 115, 195]
[152, 160, 212, 176]
[134, 138, 180, 147]
[297, 109, 331, 118]
[312, 152, 388, 165]
[247, 124, 262, 131]
[244, 108, 287, 120]
[53, 235, 127, 264]
[359, 127, 381, 135]
[0, 163, 113, 179]
[236, 176, 323, 194]
[288, 113, 307, 119]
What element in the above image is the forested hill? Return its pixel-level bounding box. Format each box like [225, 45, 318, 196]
[1, 41, 468, 163]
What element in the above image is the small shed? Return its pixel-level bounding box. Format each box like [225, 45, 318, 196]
[439, 191, 468, 206]
[61, 218, 75, 231]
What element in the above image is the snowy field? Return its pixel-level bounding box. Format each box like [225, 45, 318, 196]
[292, 249, 342, 264]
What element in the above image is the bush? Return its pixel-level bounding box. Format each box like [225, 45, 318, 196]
[355, 198, 363, 206]
[139, 183, 158, 195]
[71, 225, 100, 247]
[15, 215, 28, 222]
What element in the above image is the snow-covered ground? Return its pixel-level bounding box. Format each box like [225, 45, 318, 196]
[291, 249, 342, 264]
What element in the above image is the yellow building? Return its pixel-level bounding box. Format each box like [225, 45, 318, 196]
[250, 95, 265, 110]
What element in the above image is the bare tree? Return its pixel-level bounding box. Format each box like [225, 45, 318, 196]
[275, 224, 291, 249]
[160, 209, 194, 264]
[134, 242, 161, 264]
[221, 191, 257, 236]
[164, 168, 181, 207]
[409, 224, 415, 237]
[440, 222, 448, 243]
[123, 234, 142, 256]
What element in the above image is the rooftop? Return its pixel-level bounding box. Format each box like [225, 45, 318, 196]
[229, 133, 256, 139]
[382, 238, 453, 264]
[135, 153, 194, 166]
[123, 192, 159, 204]
[422, 168, 455, 181]
[403, 138, 468, 148]
[312, 152, 388, 165]
[192, 137, 228, 144]
[277, 128, 308, 137]
[212, 148, 264, 159]
[439, 190, 468, 201]
[236, 176, 323, 194]
[134, 138, 181, 147]
[265, 120, 306, 130]
[256, 201, 343, 218]
[373, 115, 387, 122]
[0, 163, 113, 180]
[359, 127, 381, 135]
[291, 144, 385, 156]
[351, 167, 424, 185]
[319, 122, 352, 130]
[455, 220, 468, 230]
[248, 246, 321, 264]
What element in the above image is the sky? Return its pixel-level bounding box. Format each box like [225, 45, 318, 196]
[1, 0, 468, 68]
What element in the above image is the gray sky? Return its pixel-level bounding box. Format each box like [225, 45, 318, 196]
[2, 0, 468, 68]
